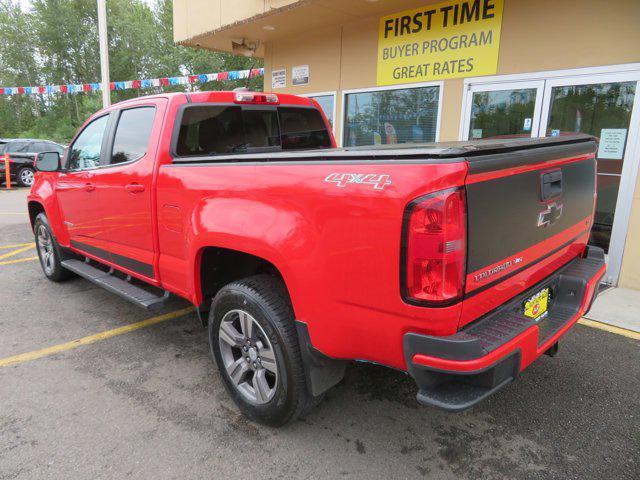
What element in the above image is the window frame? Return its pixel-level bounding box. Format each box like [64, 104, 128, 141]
[340, 81, 444, 148]
[299, 91, 337, 135]
[105, 105, 157, 167]
[170, 102, 331, 161]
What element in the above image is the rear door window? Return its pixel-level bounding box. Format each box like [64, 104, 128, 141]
[175, 105, 331, 157]
[31, 142, 54, 153]
[110, 107, 156, 164]
[6, 142, 30, 153]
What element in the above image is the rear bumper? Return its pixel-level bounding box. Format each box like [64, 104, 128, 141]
[404, 246, 606, 412]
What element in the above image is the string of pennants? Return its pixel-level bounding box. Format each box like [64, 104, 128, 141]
[0, 68, 264, 96]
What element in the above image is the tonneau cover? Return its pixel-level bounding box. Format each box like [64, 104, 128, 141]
[172, 134, 596, 164]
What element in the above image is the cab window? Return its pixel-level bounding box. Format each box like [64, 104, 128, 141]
[175, 105, 331, 157]
[67, 115, 109, 170]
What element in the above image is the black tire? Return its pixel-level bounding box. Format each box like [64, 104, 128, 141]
[209, 274, 315, 426]
[16, 166, 35, 187]
[33, 213, 74, 282]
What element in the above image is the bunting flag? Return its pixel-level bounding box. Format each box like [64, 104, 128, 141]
[0, 68, 264, 96]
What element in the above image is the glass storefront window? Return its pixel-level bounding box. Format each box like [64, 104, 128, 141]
[546, 81, 636, 253]
[308, 94, 335, 128]
[344, 86, 440, 147]
[546, 82, 636, 171]
[469, 88, 537, 139]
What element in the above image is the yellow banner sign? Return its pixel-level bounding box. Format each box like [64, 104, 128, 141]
[377, 0, 504, 85]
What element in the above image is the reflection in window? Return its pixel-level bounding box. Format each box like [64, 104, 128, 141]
[111, 107, 156, 164]
[546, 81, 636, 254]
[469, 88, 537, 139]
[344, 86, 439, 147]
[546, 82, 636, 166]
[308, 95, 334, 128]
[67, 115, 109, 170]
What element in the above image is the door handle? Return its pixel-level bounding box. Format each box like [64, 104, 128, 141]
[540, 170, 562, 201]
[125, 183, 145, 194]
[84, 182, 95, 192]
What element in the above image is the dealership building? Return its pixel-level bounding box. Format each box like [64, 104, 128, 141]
[174, 0, 640, 290]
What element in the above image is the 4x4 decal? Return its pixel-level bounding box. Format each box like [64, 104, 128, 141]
[324, 173, 392, 190]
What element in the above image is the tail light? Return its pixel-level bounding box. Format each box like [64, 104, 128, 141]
[401, 187, 467, 305]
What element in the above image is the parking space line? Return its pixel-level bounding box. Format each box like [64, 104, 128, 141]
[0, 242, 34, 250]
[578, 318, 640, 340]
[0, 256, 38, 265]
[0, 307, 194, 368]
[0, 243, 35, 260]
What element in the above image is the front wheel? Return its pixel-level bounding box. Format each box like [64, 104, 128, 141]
[16, 166, 35, 187]
[209, 275, 316, 426]
[34, 213, 73, 282]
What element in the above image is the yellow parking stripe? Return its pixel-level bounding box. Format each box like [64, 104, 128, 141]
[578, 318, 640, 340]
[0, 256, 39, 265]
[0, 243, 35, 260]
[0, 307, 194, 368]
[0, 242, 34, 250]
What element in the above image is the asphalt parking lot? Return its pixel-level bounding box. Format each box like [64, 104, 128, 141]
[1, 187, 639, 480]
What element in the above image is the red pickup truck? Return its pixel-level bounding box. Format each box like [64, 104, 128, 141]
[28, 90, 605, 426]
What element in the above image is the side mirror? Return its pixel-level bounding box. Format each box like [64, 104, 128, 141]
[35, 151, 61, 172]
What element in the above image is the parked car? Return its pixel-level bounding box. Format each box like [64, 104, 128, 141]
[0, 139, 65, 187]
[27, 91, 605, 426]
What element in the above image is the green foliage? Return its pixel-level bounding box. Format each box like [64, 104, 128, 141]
[0, 0, 263, 143]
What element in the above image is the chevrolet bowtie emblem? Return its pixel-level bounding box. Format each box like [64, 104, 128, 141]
[537, 202, 563, 228]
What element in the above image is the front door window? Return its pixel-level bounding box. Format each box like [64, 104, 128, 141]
[67, 115, 110, 170]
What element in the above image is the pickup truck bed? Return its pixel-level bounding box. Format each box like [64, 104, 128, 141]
[28, 91, 605, 425]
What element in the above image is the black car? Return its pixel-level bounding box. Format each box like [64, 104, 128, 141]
[0, 139, 66, 187]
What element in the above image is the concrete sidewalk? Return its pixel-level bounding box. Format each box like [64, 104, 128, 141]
[585, 286, 640, 333]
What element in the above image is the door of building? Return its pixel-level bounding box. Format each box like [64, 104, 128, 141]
[461, 80, 545, 140]
[461, 65, 640, 285]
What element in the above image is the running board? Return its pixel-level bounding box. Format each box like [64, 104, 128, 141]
[61, 259, 169, 310]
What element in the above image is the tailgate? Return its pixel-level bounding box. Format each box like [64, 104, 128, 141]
[461, 136, 597, 325]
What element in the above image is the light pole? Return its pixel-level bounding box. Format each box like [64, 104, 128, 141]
[97, 0, 110, 107]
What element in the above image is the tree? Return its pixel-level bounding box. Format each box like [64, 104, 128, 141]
[0, 0, 263, 143]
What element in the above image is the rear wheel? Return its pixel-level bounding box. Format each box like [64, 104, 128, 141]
[34, 213, 73, 282]
[209, 275, 315, 426]
[16, 166, 35, 187]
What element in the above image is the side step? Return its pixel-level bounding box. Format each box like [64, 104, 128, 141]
[61, 259, 169, 310]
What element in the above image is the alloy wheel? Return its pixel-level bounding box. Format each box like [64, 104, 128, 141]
[21, 168, 34, 186]
[218, 309, 278, 405]
[37, 225, 55, 275]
